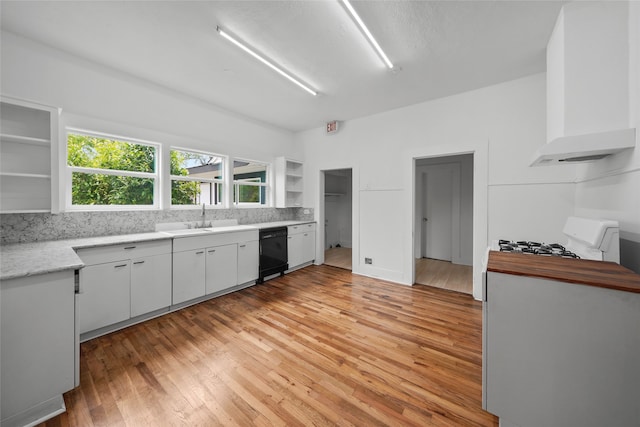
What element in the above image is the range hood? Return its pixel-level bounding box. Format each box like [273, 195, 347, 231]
[531, 128, 636, 166]
[532, 2, 637, 167]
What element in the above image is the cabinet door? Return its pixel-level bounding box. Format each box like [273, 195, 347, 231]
[1, 271, 75, 422]
[206, 244, 238, 295]
[79, 261, 131, 334]
[301, 231, 316, 264]
[131, 253, 172, 317]
[237, 240, 259, 285]
[287, 233, 303, 268]
[172, 249, 206, 305]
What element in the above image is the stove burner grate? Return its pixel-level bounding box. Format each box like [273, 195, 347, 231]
[498, 240, 579, 258]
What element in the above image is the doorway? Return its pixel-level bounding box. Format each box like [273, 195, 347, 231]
[323, 169, 353, 270]
[414, 155, 473, 294]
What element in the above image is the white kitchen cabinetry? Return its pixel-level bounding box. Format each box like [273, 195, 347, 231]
[275, 157, 303, 208]
[0, 96, 60, 213]
[172, 229, 259, 305]
[172, 248, 206, 304]
[484, 271, 640, 427]
[1, 270, 76, 427]
[131, 253, 172, 317]
[287, 223, 316, 270]
[78, 260, 131, 334]
[205, 244, 237, 294]
[237, 239, 259, 285]
[76, 239, 172, 337]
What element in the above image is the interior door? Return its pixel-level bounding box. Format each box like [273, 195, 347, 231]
[423, 165, 453, 261]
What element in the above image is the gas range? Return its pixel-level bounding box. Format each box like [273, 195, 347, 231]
[492, 217, 620, 262]
[496, 240, 580, 258]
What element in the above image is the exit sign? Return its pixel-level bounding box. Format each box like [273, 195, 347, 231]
[326, 120, 339, 134]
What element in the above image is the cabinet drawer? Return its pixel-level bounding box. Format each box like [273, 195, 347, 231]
[76, 239, 171, 265]
[172, 230, 258, 252]
[288, 222, 316, 235]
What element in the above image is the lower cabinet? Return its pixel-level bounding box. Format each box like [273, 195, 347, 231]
[79, 260, 131, 334]
[172, 248, 206, 305]
[287, 223, 316, 269]
[237, 240, 259, 285]
[206, 244, 237, 294]
[171, 229, 259, 305]
[1, 270, 76, 427]
[76, 239, 172, 336]
[131, 253, 172, 317]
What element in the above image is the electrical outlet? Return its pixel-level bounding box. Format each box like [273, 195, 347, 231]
[365, 257, 372, 264]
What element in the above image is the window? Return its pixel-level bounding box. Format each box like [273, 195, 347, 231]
[67, 131, 158, 208]
[233, 159, 268, 206]
[171, 149, 224, 206]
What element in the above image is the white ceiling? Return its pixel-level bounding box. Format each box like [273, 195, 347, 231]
[0, 1, 566, 133]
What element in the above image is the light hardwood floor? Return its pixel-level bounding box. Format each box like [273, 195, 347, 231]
[324, 246, 352, 270]
[415, 258, 473, 295]
[325, 249, 472, 295]
[39, 265, 495, 427]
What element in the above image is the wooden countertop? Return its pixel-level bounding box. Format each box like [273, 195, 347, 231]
[487, 251, 640, 294]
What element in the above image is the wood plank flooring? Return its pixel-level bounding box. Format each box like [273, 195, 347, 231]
[415, 258, 473, 295]
[324, 247, 352, 270]
[40, 265, 495, 427]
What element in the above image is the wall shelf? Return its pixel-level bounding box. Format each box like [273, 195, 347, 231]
[1, 96, 59, 213]
[0, 133, 51, 146]
[275, 157, 304, 208]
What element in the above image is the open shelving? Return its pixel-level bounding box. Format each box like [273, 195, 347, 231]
[0, 96, 59, 213]
[275, 157, 304, 208]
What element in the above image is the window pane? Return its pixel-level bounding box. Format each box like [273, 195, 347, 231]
[71, 172, 154, 205]
[233, 160, 266, 182]
[172, 180, 223, 205]
[171, 150, 223, 179]
[68, 133, 155, 173]
[234, 184, 265, 204]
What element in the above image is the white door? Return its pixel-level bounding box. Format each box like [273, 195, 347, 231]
[131, 254, 172, 317]
[422, 165, 453, 261]
[172, 249, 206, 304]
[79, 260, 131, 333]
[237, 240, 259, 284]
[206, 244, 238, 294]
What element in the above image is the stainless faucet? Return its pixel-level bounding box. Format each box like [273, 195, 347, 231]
[200, 203, 206, 228]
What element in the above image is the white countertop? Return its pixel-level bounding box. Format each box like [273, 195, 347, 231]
[0, 221, 315, 280]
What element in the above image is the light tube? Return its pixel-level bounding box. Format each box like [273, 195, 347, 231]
[340, 0, 394, 69]
[217, 26, 318, 96]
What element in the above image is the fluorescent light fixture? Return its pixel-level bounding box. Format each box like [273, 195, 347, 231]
[340, 0, 394, 69]
[217, 26, 317, 96]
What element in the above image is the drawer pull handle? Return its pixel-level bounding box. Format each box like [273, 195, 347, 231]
[208, 249, 216, 253]
[124, 246, 136, 250]
[288, 236, 293, 239]
[115, 264, 128, 268]
[239, 244, 246, 248]
[133, 261, 145, 265]
[196, 251, 204, 255]
[304, 233, 308, 236]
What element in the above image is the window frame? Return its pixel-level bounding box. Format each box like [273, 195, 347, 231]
[169, 147, 226, 208]
[232, 158, 270, 207]
[65, 128, 160, 211]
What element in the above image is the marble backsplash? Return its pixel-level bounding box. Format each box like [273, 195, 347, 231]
[0, 207, 314, 245]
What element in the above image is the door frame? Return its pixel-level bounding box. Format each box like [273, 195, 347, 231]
[403, 141, 488, 301]
[317, 168, 356, 271]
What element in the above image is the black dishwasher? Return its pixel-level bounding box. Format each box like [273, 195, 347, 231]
[258, 227, 288, 283]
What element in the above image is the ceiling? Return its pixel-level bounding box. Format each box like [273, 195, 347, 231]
[0, 1, 566, 133]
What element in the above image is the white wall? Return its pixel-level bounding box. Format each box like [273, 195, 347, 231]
[298, 73, 578, 299]
[573, 1, 640, 272]
[0, 31, 295, 168]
